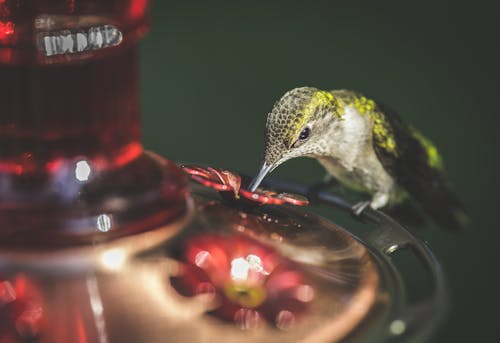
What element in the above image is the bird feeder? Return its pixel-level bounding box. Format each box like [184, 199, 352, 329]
[0, 1, 446, 342]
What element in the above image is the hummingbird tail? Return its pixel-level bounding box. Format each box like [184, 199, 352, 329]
[427, 202, 468, 231]
[418, 186, 469, 231]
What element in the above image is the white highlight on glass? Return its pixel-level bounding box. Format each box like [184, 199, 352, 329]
[75, 160, 91, 181]
[61, 32, 74, 53]
[76, 32, 88, 51]
[100, 249, 126, 270]
[234, 308, 261, 330]
[40, 25, 123, 57]
[275, 310, 296, 331]
[96, 214, 112, 233]
[296, 284, 315, 302]
[86, 275, 109, 343]
[231, 257, 250, 281]
[230, 254, 268, 281]
[195, 250, 210, 267]
[246, 254, 268, 274]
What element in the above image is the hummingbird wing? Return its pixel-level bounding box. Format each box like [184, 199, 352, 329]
[372, 103, 467, 231]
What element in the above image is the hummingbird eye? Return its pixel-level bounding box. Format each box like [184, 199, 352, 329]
[299, 127, 311, 141]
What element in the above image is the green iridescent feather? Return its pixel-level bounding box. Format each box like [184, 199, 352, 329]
[332, 90, 466, 229]
[370, 101, 466, 230]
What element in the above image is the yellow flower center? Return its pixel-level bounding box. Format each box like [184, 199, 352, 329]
[224, 283, 267, 308]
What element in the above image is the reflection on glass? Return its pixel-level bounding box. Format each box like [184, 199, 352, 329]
[15, 305, 43, 338]
[0, 280, 16, 304]
[0, 21, 14, 43]
[0, 275, 43, 340]
[234, 308, 261, 330]
[171, 234, 315, 330]
[230, 257, 251, 281]
[39, 24, 123, 57]
[75, 160, 92, 182]
[100, 249, 126, 271]
[275, 310, 295, 331]
[86, 276, 109, 343]
[97, 214, 112, 233]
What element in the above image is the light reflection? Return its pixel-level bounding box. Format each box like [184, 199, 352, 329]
[234, 308, 261, 330]
[86, 276, 109, 343]
[100, 249, 126, 270]
[246, 254, 267, 275]
[75, 160, 91, 181]
[39, 25, 122, 57]
[390, 319, 406, 335]
[194, 250, 210, 268]
[96, 214, 112, 233]
[172, 234, 315, 330]
[230, 254, 268, 282]
[230, 257, 250, 281]
[275, 310, 296, 331]
[0, 276, 44, 339]
[0, 21, 14, 42]
[15, 306, 43, 338]
[0, 280, 17, 304]
[295, 284, 315, 303]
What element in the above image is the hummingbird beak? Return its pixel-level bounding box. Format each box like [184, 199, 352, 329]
[248, 162, 274, 192]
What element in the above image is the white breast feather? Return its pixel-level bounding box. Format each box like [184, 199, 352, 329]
[333, 106, 371, 169]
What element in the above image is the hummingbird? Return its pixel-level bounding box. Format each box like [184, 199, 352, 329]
[248, 87, 466, 230]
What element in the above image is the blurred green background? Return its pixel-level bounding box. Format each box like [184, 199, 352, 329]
[140, 1, 499, 341]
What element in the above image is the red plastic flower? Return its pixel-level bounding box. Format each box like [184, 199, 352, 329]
[182, 165, 309, 206]
[171, 234, 315, 330]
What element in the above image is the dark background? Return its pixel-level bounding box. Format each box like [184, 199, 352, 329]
[139, 1, 499, 341]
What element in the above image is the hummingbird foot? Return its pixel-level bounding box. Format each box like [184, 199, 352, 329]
[351, 201, 372, 217]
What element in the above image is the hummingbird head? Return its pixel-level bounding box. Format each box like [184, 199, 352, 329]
[248, 86, 344, 191]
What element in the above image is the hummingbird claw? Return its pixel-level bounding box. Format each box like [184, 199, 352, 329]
[351, 201, 372, 217]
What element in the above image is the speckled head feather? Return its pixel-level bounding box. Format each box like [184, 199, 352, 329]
[264, 87, 342, 164]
